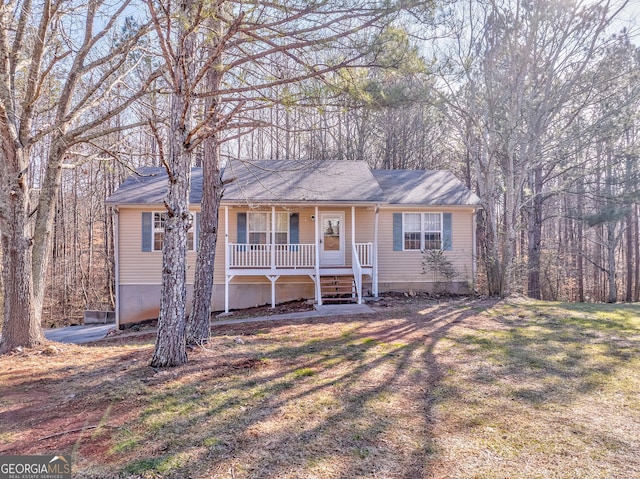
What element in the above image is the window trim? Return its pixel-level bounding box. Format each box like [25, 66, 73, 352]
[151, 211, 196, 252]
[247, 211, 290, 245]
[402, 212, 443, 251]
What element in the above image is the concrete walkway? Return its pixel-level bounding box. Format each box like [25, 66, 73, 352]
[45, 303, 375, 344]
[44, 324, 115, 344]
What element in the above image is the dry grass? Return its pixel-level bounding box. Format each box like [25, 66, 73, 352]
[1, 297, 638, 478]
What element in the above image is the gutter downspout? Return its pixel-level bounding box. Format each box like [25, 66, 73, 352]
[224, 205, 230, 313]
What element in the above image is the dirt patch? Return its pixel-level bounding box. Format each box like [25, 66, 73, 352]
[0, 343, 152, 457]
[213, 298, 315, 320]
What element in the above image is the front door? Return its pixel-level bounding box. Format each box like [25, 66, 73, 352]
[320, 212, 345, 266]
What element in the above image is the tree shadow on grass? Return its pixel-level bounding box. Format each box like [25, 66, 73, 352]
[424, 300, 640, 478]
[6, 298, 633, 478]
[96, 300, 492, 479]
[451, 301, 640, 407]
[0, 299, 495, 478]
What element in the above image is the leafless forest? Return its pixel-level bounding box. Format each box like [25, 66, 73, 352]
[1, 0, 639, 329]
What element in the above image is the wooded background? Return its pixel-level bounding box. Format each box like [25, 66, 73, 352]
[1, 0, 638, 327]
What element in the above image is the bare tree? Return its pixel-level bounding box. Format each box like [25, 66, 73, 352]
[436, 0, 629, 296]
[143, 0, 412, 362]
[0, 0, 156, 353]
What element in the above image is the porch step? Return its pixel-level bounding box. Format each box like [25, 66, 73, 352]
[320, 275, 357, 304]
[321, 297, 356, 303]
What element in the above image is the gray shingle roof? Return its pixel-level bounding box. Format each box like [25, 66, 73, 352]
[106, 161, 480, 207]
[221, 160, 385, 203]
[372, 169, 481, 206]
[105, 167, 203, 205]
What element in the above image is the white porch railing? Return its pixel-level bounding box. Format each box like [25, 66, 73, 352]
[228, 243, 316, 269]
[355, 242, 374, 267]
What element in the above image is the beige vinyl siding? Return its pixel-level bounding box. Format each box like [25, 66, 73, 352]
[377, 207, 475, 283]
[116, 201, 474, 322]
[119, 207, 200, 285]
[212, 207, 227, 284]
[353, 208, 375, 245]
[297, 207, 316, 244]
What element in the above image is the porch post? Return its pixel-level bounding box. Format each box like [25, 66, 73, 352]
[373, 204, 379, 297]
[271, 277, 276, 308]
[224, 205, 230, 313]
[352, 205, 361, 304]
[315, 206, 321, 305]
[271, 206, 277, 308]
[351, 206, 355, 256]
[269, 275, 280, 308]
[271, 206, 276, 272]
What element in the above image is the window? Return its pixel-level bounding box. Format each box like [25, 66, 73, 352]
[248, 212, 289, 244]
[403, 212, 442, 250]
[152, 212, 195, 251]
[423, 213, 442, 250]
[274, 212, 289, 244]
[403, 213, 421, 250]
[248, 212, 268, 244]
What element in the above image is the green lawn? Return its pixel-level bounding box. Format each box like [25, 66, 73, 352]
[1, 297, 638, 478]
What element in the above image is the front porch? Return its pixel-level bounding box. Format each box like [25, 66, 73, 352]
[223, 205, 379, 313]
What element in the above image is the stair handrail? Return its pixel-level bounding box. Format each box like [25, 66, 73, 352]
[352, 243, 363, 304]
[315, 242, 321, 305]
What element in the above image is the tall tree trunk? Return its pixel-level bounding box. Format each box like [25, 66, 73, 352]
[150, 126, 192, 367]
[503, 166, 519, 297]
[626, 210, 633, 302]
[635, 204, 640, 302]
[604, 146, 617, 304]
[576, 177, 585, 302]
[593, 225, 602, 301]
[187, 12, 224, 345]
[149, 0, 196, 368]
[31, 139, 66, 325]
[527, 167, 543, 299]
[606, 221, 617, 303]
[0, 144, 45, 353]
[187, 137, 222, 344]
[477, 207, 503, 296]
